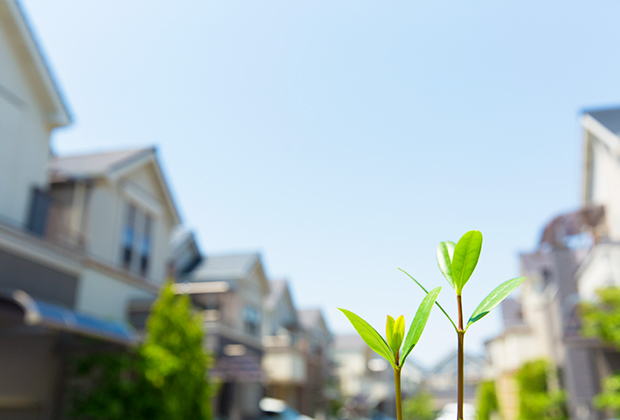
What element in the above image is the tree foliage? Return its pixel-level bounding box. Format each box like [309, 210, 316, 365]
[402, 389, 435, 420]
[71, 281, 213, 420]
[475, 380, 499, 420]
[580, 287, 620, 347]
[515, 359, 567, 420]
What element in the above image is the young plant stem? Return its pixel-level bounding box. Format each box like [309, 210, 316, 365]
[394, 367, 402, 420]
[457, 295, 465, 420]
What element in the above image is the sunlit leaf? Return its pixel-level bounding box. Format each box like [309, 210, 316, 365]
[391, 315, 405, 354]
[451, 230, 483, 294]
[401, 287, 442, 364]
[437, 241, 456, 290]
[398, 268, 457, 332]
[339, 308, 395, 368]
[467, 277, 525, 328]
[386, 315, 395, 351]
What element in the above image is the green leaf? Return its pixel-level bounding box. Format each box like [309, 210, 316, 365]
[401, 287, 442, 364]
[398, 268, 458, 332]
[386, 315, 405, 354]
[437, 241, 456, 290]
[339, 308, 396, 368]
[386, 315, 396, 351]
[467, 277, 525, 328]
[451, 230, 483, 294]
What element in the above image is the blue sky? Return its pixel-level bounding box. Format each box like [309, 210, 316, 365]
[21, 0, 620, 366]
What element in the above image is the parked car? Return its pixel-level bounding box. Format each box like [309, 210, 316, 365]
[435, 403, 475, 420]
[259, 398, 314, 420]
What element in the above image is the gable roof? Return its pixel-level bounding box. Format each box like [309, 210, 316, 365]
[48, 147, 181, 224]
[265, 279, 289, 309]
[48, 148, 154, 181]
[584, 106, 620, 137]
[185, 252, 270, 294]
[0, 1, 70, 128]
[298, 308, 329, 333]
[187, 252, 260, 280]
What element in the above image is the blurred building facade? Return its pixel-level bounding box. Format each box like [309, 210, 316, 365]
[171, 232, 335, 420]
[261, 281, 333, 418]
[176, 252, 269, 420]
[487, 106, 620, 420]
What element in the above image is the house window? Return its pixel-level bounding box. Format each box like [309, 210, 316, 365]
[140, 215, 152, 276]
[243, 305, 261, 336]
[120, 202, 154, 277]
[122, 204, 136, 270]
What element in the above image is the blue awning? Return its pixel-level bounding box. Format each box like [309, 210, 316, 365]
[0, 289, 139, 345]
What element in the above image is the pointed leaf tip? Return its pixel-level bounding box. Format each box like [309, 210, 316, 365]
[452, 231, 483, 294]
[467, 277, 525, 328]
[437, 241, 456, 290]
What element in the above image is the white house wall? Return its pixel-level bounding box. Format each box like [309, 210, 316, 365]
[587, 135, 620, 240]
[75, 268, 155, 322]
[578, 245, 620, 301]
[0, 19, 53, 226]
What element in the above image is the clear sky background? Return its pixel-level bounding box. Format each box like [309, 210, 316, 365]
[21, 0, 620, 367]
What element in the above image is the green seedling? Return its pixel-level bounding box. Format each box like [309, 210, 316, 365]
[339, 287, 441, 420]
[400, 230, 524, 420]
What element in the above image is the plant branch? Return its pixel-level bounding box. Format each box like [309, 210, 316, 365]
[457, 295, 465, 420]
[394, 367, 402, 420]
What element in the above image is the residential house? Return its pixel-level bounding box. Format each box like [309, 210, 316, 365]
[297, 309, 332, 418]
[0, 4, 182, 418]
[262, 280, 306, 412]
[177, 252, 269, 420]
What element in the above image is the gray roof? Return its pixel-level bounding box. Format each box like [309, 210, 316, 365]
[170, 225, 196, 252]
[48, 148, 154, 180]
[586, 106, 620, 136]
[265, 280, 288, 309]
[298, 309, 322, 329]
[185, 252, 260, 281]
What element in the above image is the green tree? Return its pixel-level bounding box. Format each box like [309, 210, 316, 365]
[475, 380, 499, 420]
[72, 281, 213, 420]
[402, 389, 435, 420]
[515, 359, 567, 420]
